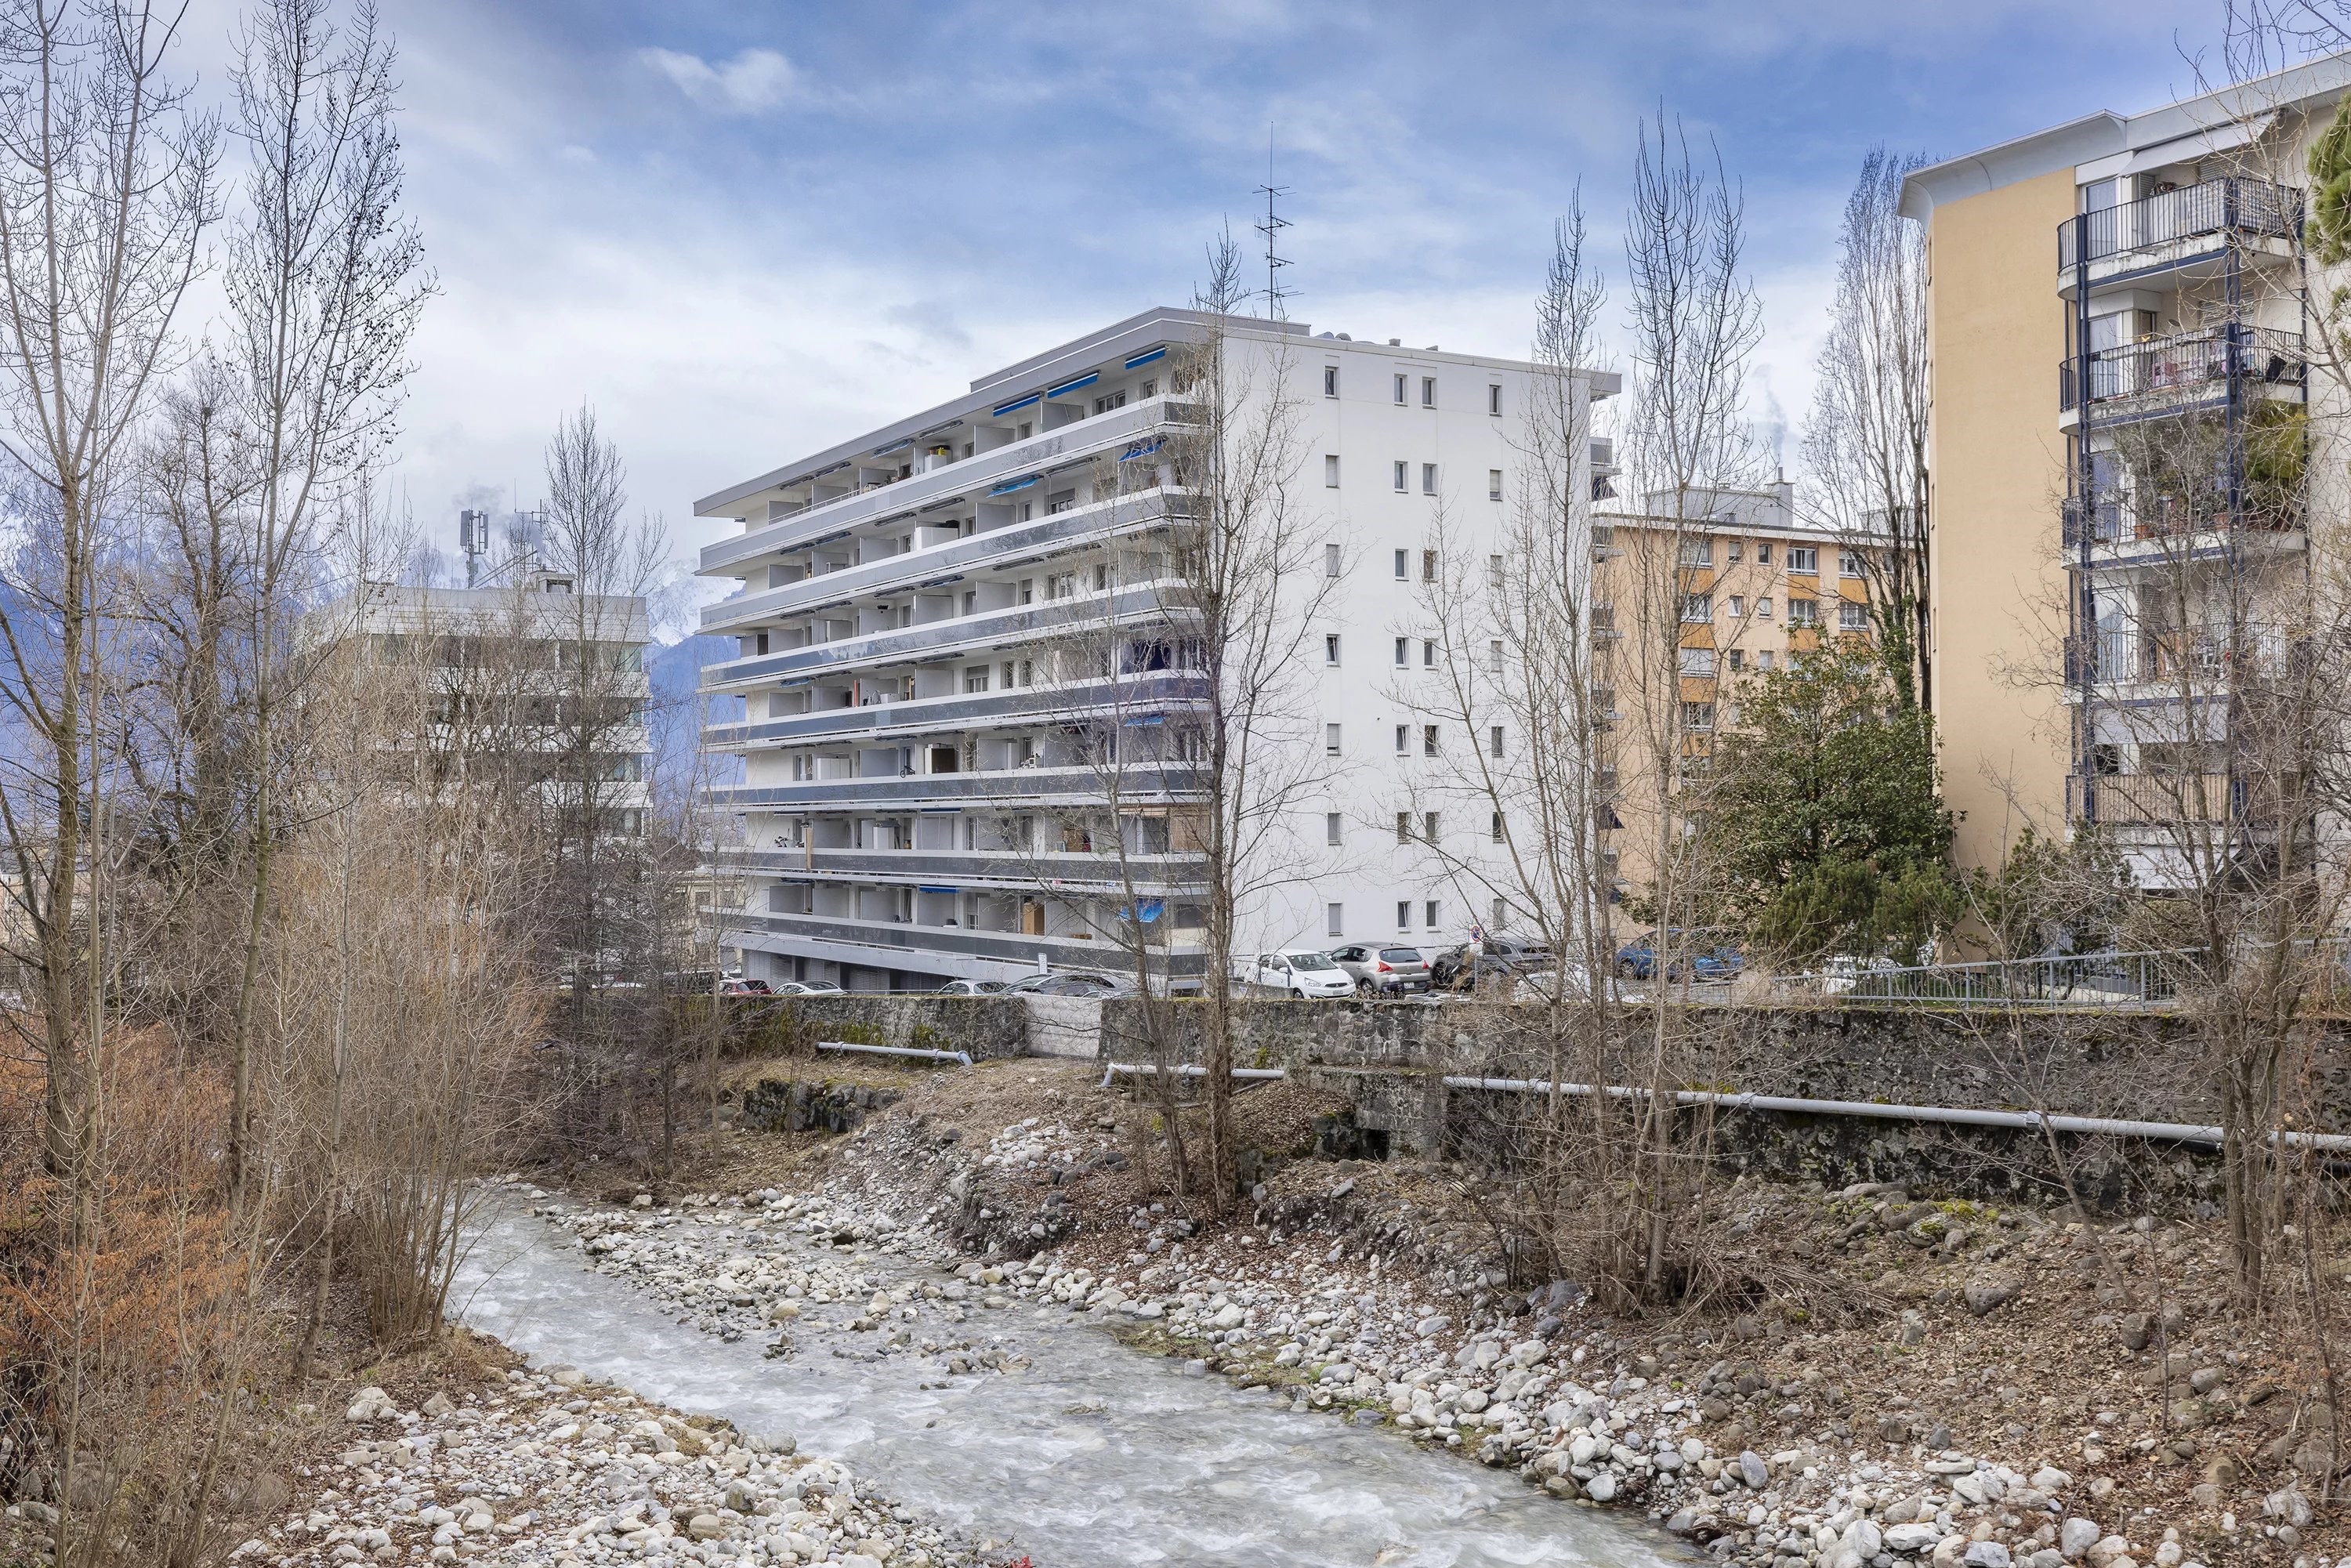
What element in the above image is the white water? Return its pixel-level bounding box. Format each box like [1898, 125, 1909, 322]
[453, 1205, 1685, 1568]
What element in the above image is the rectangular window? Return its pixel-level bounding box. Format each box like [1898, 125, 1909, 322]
[1326, 813, 1343, 848]
[1324, 454, 1341, 488]
[1423, 810, 1440, 842]
[1488, 639, 1504, 672]
[1396, 810, 1411, 845]
[1393, 636, 1410, 668]
[1789, 598, 1820, 628]
[1727, 648, 1744, 672]
[1422, 548, 1438, 582]
[1422, 639, 1436, 668]
[1394, 723, 1409, 754]
[1324, 541, 1342, 577]
[963, 666, 990, 693]
[1682, 701, 1716, 732]
[1325, 634, 1342, 665]
[1788, 545, 1819, 574]
[1838, 549, 1866, 578]
[1487, 382, 1502, 416]
[1422, 724, 1440, 757]
[1490, 810, 1505, 843]
[1727, 594, 1744, 617]
[1755, 597, 1773, 619]
[1393, 548, 1408, 580]
[1393, 372, 1407, 404]
[1487, 469, 1503, 502]
[1396, 900, 1411, 931]
[1840, 599, 1869, 630]
[1679, 647, 1716, 676]
[1425, 899, 1440, 929]
[1323, 365, 1339, 398]
[1326, 722, 1342, 755]
[1487, 553, 1505, 588]
[1755, 541, 1773, 566]
[1421, 375, 1436, 408]
[1726, 538, 1744, 563]
[1421, 462, 1438, 495]
[1679, 536, 1713, 566]
[1681, 592, 1712, 623]
[1758, 650, 1774, 672]
[1489, 724, 1505, 758]
[1326, 902, 1344, 938]
[1393, 460, 1408, 492]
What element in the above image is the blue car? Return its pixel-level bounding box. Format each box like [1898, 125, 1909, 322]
[1615, 932, 1744, 983]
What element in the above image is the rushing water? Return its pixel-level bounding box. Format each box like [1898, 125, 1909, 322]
[452, 1204, 1683, 1568]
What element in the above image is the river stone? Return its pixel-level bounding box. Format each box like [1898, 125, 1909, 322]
[1887, 1524, 1943, 1555]
[1962, 1280, 2020, 1316]
[1585, 1471, 1618, 1503]
[1965, 1544, 2013, 1568]
[1740, 1450, 1770, 1490]
[2061, 1520, 2100, 1559]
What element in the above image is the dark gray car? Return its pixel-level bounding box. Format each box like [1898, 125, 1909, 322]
[1328, 942, 1433, 994]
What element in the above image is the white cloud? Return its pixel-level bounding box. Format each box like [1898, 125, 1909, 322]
[639, 45, 799, 114]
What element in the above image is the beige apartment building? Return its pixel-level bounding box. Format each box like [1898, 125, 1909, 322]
[1900, 56, 2351, 884]
[1592, 482, 1879, 902]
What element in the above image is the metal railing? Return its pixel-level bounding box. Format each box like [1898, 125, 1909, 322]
[2068, 771, 2238, 824]
[2059, 325, 2305, 414]
[2063, 490, 2303, 548]
[2057, 177, 2299, 272]
[1814, 949, 2183, 1009]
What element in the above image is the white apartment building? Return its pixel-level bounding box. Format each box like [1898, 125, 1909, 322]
[694, 306, 1617, 991]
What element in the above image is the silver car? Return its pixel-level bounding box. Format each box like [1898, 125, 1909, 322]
[1328, 942, 1433, 994]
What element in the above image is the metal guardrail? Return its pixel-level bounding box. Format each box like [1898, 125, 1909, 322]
[2057, 177, 2298, 272]
[1799, 950, 2182, 1009]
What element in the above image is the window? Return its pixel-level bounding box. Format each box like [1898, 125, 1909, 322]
[1487, 382, 1502, 416]
[1758, 650, 1774, 672]
[1325, 634, 1342, 665]
[1326, 814, 1343, 849]
[1394, 723, 1409, 754]
[1681, 592, 1712, 623]
[1840, 599, 1869, 631]
[1727, 595, 1744, 617]
[1838, 549, 1866, 578]
[1488, 639, 1504, 672]
[1421, 375, 1436, 408]
[1424, 811, 1440, 842]
[1789, 598, 1820, 628]
[1393, 548, 1408, 580]
[1755, 597, 1773, 619]
[1679, 648, 1716, 676]
[1324, 454, 1341, 488]
[1488, 469, 1504, 502]
[1727, 648, 1744, 672]
[1421, 462, 1438, 496]
[1425, 900, 1440, 929]
[1323, 365, 1339, 398]
[1422, 639, 1436, 668]
[1324, 541, 1342, 578]
[1422, 724, 1440, 757]
[1326, 722, 1342, 756]
[1393, 460, 1408, 492]
[1396, 900, 1411, 931]
[1393, 373, 1407, 404]
[1726, 539, 1744, 563]
[1422, 548, 1438, 582]
[1141, 378, 1157, 398]
[1755, 541, 1773, 566]
[1682, 701, 1716, 732]
[1490, 811, 1505, 843]
[1093, 390, 1127, 415]
[1788, 545, 1819, 574]
[1679, 536, 1713, 566]
[1092, 563, 1110, 592]
[1489, 724, 1505, 758]
[963, 666, 990, 693]
[1487, 553, 1505, 588]
[1393, 636, 1410, 668]
[1396, 811, 1411, 845]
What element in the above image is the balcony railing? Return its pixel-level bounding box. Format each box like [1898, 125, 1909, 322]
[714, 846, 1208, 896]
[2069, 772, 2238, 825]
[703, 762, 1208, 812]
[2059, 325, 2305, 415]
[2057, 178, 2299, 273]
[704, 672, 1209, 751]
[713, 906, 1208, 976]
[2063, 490, 2305, 549]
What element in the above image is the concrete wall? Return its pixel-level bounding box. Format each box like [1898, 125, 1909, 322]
[723, 994, 1033, 1062]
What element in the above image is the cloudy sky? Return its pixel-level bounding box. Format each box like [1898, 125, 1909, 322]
[176, 0, 2233, 628]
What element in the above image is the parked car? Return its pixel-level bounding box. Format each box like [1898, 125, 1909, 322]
[719, 976, 771, 996]
[1231, 951, 1357, 998]
[1002, 970, 1135, 998]
[1429, 937, 1551, 990]
[1615, 932, 1744, 983]
[1328, 942, 1433, 993]
[770, 980, 843, 997]
[934, 978, 1006, 996]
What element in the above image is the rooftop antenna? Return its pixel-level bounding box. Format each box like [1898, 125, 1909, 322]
[1254, 121, 1292, 321]
[458, 507, 488, 587]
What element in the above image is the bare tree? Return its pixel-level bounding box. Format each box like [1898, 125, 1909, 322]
[1802, 147, 1933, 711]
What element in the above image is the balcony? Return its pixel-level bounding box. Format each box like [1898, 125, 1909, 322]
[716, 846, 1208, 897]
[2059, 325, 2304, 425]
[2062, 491, 2306, 556]
[703, 762, 1208, 813]
[699, 397, 1201, 577]
[701, 487, 1190, 637]
[2056, 178, 2299, 286]
[715, 906, 1208, 979]
[2068, 773, 2238, 826]
[705, 672, 1209, 752]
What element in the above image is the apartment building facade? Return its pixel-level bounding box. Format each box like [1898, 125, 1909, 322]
[692, 306, 1615, 991]
[1591, 482, 1882, 900]
[1900, 58, 2351, 887]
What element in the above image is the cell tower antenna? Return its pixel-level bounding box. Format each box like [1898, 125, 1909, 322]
[1254, 121, 1292, 320]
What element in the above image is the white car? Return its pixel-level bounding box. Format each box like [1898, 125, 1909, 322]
[771, 980, 844, 997]
[1232, 951, 1358, 998]
[933, 978, 1005, 995]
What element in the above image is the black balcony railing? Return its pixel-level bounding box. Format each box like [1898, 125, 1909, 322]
[2062, 488, 2304, 548]
[2056, 177, 2299, 272]
[2059, 325, 2305, 414]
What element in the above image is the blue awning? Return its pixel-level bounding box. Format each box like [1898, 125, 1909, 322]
[1118, 437, 1165, 463]
[1046, 372, 1098, 398]
[918, 886, 958, 895]
[991, 393, 1041, 416]
[1121, 712, 1165, 726]
[990, 475, 1040, 494]
[1125, 346, 1167, 369]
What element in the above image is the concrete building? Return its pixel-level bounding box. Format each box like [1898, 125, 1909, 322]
[691, 306, 1617, 991]
[1900, 56, 2351, 886]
